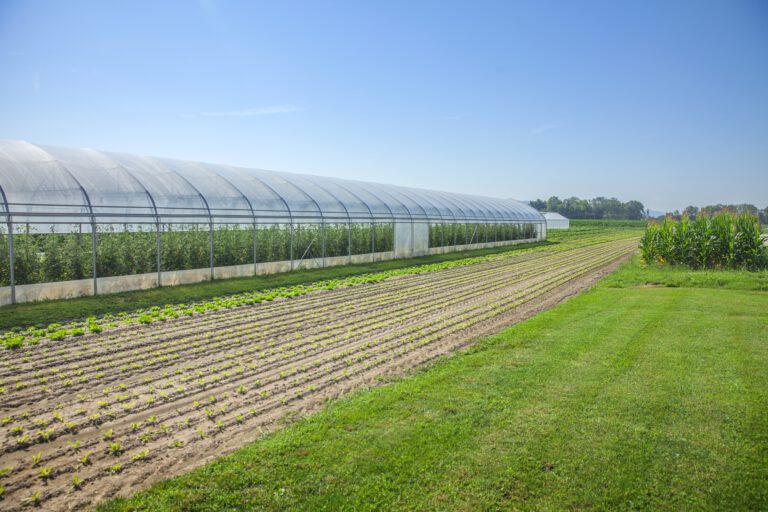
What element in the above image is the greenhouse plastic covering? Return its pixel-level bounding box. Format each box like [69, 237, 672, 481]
[0, 140, 544, 226]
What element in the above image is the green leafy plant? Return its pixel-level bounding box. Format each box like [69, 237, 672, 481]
[72, 474, 84, 490]
[131, 449, 149, 461]
[37, 466, 53, 480]
[109, 442, 122, 455]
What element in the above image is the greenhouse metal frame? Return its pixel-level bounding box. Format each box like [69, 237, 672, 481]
[0, 140, 545, 305]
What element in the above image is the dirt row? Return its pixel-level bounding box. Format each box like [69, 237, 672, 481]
[0, 238, 637, 510]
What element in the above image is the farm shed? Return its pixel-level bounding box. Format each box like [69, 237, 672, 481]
[543, 212, 570, 229]
[0, 140, 545, 305]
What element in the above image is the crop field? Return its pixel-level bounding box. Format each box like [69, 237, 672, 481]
[0, 234, 637, 509]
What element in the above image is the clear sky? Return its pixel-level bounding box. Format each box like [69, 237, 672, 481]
[1, 0, 766, 212]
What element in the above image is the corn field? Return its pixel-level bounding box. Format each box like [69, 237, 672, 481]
[640, 213, 767, 270]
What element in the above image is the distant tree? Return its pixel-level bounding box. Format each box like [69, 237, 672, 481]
[624, 200, 645, 220]
[527, 195, 645, 220]
[700, 203, 760, 218]
[682, 205, 699, 219]
[546, 196, 562, 213]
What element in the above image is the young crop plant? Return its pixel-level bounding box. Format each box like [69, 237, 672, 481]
[37, 466, 53, 480]
[131, 449, 150, 461]
[23, 490, 42, 507]
[72, 474, 85, 490]
[38, 427, 55, 442]
[109, 443, 123, 456]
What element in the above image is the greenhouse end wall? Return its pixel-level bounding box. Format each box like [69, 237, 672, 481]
[0, 221, 544, 306]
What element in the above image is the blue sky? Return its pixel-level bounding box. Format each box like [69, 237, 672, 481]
[1, 0, 766, 212]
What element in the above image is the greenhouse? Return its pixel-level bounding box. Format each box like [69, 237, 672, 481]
[543, 212, 570, 229]
[0, 140, 545, 305]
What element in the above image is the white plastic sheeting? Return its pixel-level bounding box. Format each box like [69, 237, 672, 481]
[0, 140, 544, 226]
[543, 212, 570, 229]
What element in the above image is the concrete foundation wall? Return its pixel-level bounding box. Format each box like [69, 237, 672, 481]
[98, 273, 159, 295]
[0, 251, 396, 306]
[213, 264, 253, 281]
[10, 279, 94, 304]
[0, 287, 10, 306]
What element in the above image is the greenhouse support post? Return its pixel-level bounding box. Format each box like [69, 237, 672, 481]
[370, 222, 376, 262]
[7, 218, 15, 304]
[156, 223, 162, 286]
[209, 219, 214, 280]
[441, 222, 444, 247]
[289, 223, 294, 271]
[347, 221, 352, 264]
[253, 220, 258, 273]
[321, 219, 326, 268]
[91, 221, 98, 295]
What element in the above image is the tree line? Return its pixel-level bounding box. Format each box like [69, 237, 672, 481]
[673, 204, 768, 224]
[529, 197, 767, 224]
[528, 196, 645, 220]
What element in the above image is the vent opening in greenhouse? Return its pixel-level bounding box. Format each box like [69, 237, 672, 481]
[0, 140, 546, 305]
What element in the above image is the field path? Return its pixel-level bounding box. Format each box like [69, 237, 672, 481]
[0, 238, 637, 510]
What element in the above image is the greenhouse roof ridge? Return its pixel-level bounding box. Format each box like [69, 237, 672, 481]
[0, 140, 544, 225]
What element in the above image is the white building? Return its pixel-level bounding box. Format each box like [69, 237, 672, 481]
[543, 212, 570, 229]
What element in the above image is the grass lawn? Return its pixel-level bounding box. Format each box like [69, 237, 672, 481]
[99, 258, 767, 511]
